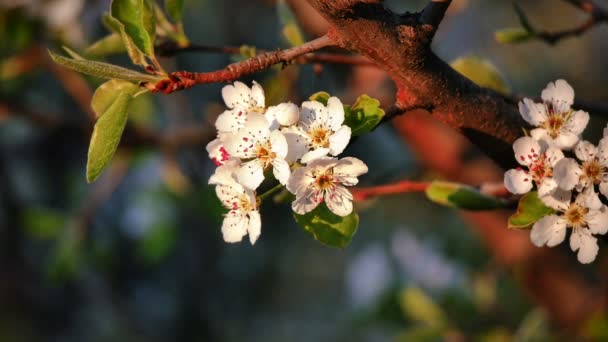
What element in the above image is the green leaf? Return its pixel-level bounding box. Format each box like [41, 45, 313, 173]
[309, 91, 330, 105]
[85, 33, 127, 58]
[425, 181, 507, 210]
[508, 191, 554, 229]
[450, 56, 511, 95]
[87, 81, 139, 182]
[293, 203, 359, 248]
[165, 0, 184, 23]
[105, 9, 150, 66]
[344, 94, 385, 136]
[22, 207, 66, 240]
[495, 27, 533, 44]
[111, 0, 156, 57]
[48, 50, 162, 82]
[277, 0, 304, 47]
[399, 287, 448, 329]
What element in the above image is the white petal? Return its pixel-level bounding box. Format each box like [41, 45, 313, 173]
[265, 102, 299, 127]
[326, 96, 345, 130]
[300, 101, 328, 128]
[223, 113, 271, 157]
[504, 169, 533, 195]
[518, 98, 547, 126]
[206, 138, 231, 166]
[287, 166, 314, 195]
[564, 110, 589, 136]
[209, 159, 240, 187]
[600, 181, 608, 199]
[540, 188, 571, 211]
[587, 206, 608, 235]
[530, 215, 567, 247]
[325, 186, 354, 217]
[236, 160, 265, 190]
[250, 81, 265, 108]
[301, 147, 331, 164]
[334, 157, 369, 178]
[221, 212, 248, 243]
[269, 130, 288, 158]
[579, 186, 602, 210]
[292, 189, 321, 215]
[553, 158, 582, 191]
[553, 132, 579, 150]
[513, 137, 541, 166]
[328, 125, 352, 156]
[530, 128, 551, 148]
[570, 228, 598, 264]
[541, 79, 574, 112]
[215, 109, 247, 133]
[597, 137, 608, 166]
[538, 177, 557, 197]
[272, 158, 291, 185]
[545, 147, 564, 167]
[247, 210, 262, 245]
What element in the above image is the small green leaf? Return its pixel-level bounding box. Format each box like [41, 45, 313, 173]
[165, 0, 184, 23]
[293, 203, 359, 248]
[400, 287, 448, 329]
[426, 181, 507, 210]
[277, 0, 304, 47]
[62, 46, 85, 60]
[111, 0, 156, 57]
[85, 33, 127, 58]
[508, 191, 554, 229]
[450, 56, 511, 95]
[48, 50, 162, 82]
[308, 91, 330, 105]
[495, 27, 533, 44]
[105, 10, 150, 66]
[344, 94, 385, 136]
[87, 82, 138, 182]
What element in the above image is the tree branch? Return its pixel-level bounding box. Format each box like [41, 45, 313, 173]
[153, 35, 335, 93]
[420, 0, 452, 28]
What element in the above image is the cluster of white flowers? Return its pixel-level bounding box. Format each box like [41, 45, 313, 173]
[504, 80, 608, 263]
[206, 81, 368, 245]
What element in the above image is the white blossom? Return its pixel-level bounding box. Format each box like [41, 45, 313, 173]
[223, 113, 290, 190]
[287, 157, 368, 216]
[518, 79, 589, 150]
[283, 97, 352, 164]
[503, 136, 564, 196]
[209, 160, 262, 244]
[531, 189, 608, 264]
[206, 138, 232, 166]
[553, 138, 608, 209]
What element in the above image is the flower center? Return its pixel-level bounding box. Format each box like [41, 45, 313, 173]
[250, 107, 265, 113]
[543, 114, 566, 139]
[527, 154, 552, 184]
[255, 141, 276, 168]
[238, 192, 254, 212]
[308, 127, 331, 149]
[582, 159, 605, 185]
[313, 168, 336, 191]
[565, 204, 588, 229]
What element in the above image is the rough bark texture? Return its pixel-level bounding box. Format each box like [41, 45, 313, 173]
[307, 0, 527, 169]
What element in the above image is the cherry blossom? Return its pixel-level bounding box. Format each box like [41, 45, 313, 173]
[518, 79, 589, 150]
[209, 160, 262, 244]
[287, 157, 368, 216]
[503, 136, 564, 196]
[531, 189, 608, 264]
[223, 114, 290, 190]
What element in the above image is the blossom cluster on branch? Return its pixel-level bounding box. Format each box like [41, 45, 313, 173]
[206, 82, 368, 245]
[504, 80, 608, 263]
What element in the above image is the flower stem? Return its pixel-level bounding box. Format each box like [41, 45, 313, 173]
[257, 183, 284, 202]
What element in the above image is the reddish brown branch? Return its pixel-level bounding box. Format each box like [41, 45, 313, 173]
[352, 180, 429, 201]
[153, 35, 335, 93]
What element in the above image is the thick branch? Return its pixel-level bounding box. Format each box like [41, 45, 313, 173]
[153, 35, 335, 93]
[307, 0, 526, 169]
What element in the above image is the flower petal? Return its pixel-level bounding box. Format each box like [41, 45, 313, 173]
[553, 158, 581, 190]
[269, 129, 288, 158]
[530, 215, 567, 247]
[250, 81, 265, 108]
[513, 137, 541, 166]
[540, 188, 571, 211]
[215, 109, 247, 133]
[579, 186, 602, 210]
[247, 210, 262, 245]
[301, 147, 331, 164]
[570, 228, 598, 264]
[518, 98, 547, 126]
[272, 158, 291, 185]
[300, 100, 328, 129]
[504, 169, 533, 195]
[326, 96, 345, 130]
[553, 132, 580, 150]
[292, 188, 321, 215]
[600, 180, 608, 199]
[541, 79, 574, 112]
[236, 160, 265, 190]
[282, 126, 309, 162]
[221, 211, 248, 243]
[333, 157, 369, 185]
[545, 147, 564, 167]
[206, 138, 231, 166]
[598, 137, 608, 166]
[564, 110, 589, 136]
[587, 206, 608, 235]
[325, 186, 354, 217]
[538, 177, 557, 197]
[265, 102, 299, 128]
[287, 166, 315, 195]
[328, 125, 351, 156]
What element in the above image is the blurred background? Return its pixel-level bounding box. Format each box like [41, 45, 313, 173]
[1, 0, 608, 341]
